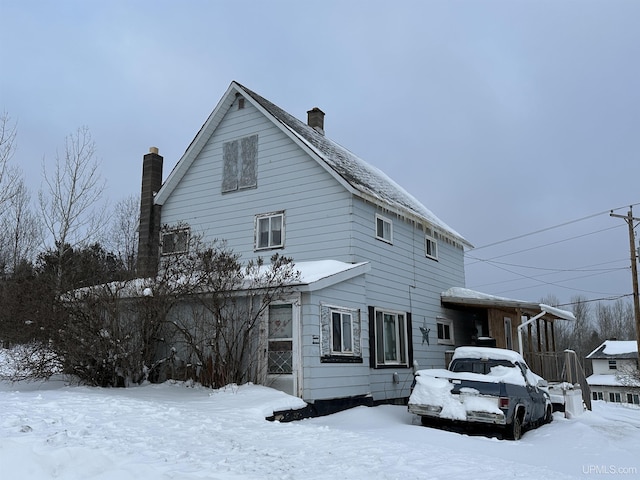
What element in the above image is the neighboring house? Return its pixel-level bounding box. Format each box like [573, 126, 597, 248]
[587, 340, 640, 405]
[136, 81, 476, 409]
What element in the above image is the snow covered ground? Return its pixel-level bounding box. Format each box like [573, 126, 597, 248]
[2, 368, 640, 478]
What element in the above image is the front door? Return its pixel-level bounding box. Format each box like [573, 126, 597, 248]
[266, 302, 300, 396]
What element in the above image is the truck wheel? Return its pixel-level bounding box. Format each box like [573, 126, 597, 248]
[420, 416, 431, 427]
[506, 414, 522, 440]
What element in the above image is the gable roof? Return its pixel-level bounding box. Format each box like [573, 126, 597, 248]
[155, 81, 471, 248]
[587, 340, 638, 360]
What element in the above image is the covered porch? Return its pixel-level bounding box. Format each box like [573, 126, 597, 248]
[440, 288, 575, 381]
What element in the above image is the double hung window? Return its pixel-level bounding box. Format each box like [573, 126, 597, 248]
[373, 308, 409, 366]
[256, 212, 284, 250]
[375, 214, 392, 243]
[425, 235, 438, 260]
[320, 306, 361, 362]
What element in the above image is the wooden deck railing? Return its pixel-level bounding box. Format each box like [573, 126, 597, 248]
[525, 349, 591, 410]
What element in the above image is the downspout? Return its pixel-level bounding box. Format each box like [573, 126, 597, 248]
[517, 311, 547, 355]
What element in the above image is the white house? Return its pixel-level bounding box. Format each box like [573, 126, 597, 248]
[135, 81, 574, 413]
[587, 340, 640, 405]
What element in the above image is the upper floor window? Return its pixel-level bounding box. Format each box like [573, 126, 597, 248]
[608, 360, 617, 370]
[161, 227, 189, 255]
[425, 234, 438, 260]
[222, 134, 258, 192]
[255, 212, 284, 250]
[375, 214, 392, 244]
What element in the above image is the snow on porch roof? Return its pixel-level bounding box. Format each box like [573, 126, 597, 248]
[67, 260, 370, 299]
[290, 260, 370, 292]
[441, 287, 575, 321]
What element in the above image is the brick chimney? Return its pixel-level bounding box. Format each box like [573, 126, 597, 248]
[307, 107, 325, 135]
[136, 147, 163, 277]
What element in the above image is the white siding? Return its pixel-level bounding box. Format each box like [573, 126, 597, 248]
[299, 276, 371, 402]
[350, 197, 466, 401]
[160, 101, 354, 262]
[158, 97, 468, 403]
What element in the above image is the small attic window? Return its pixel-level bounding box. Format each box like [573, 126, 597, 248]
[238, 97, 245, 109]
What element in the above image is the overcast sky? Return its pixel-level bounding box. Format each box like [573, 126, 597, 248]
[1, 0, 639, 308]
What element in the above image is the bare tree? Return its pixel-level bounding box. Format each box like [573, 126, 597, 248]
[151, 229, 300, 388]
[0, 112, 20, 209]
[108, 194, 140, 275]
[0, 179, 42, 274]
[595, 300, 635, 342]
[38, 126, 107, 290]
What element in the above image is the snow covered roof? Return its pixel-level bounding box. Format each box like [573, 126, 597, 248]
[155, 81, 470, 248]
[67, 260, 370, 299]
[587, 340, 638, 360]
[441, 287, 575, 321]
[288, 260, 370, 291]
[587, 373, 640, 388]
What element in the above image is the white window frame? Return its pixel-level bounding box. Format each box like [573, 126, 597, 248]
[425, 234, 438, 260]
[160, 227, 190, 255]
[608, 360, 617, 370]
[255, 212, 284, 250]
[375, 214, 393, 244]
[330, 309, 354, 355]
[374, 308, 408, 366]
[436, 317, 454, 345]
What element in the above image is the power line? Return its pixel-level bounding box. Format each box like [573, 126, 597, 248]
[470, 202, 640, 251]
[556, 293, 634, 307]
[469, 259, 628, 297]
[466, 225, 624, 265]
[466, 256, 628, 274]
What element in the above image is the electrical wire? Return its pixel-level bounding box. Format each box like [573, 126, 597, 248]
[470, 202, 640, 251]
[466, 225, 624, 265]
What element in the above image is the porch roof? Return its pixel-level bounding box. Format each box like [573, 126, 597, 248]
[291, 260, 370, 292]
[441, 287, 575, 321]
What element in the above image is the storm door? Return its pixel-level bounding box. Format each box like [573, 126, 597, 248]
[266, 302, 299, 396]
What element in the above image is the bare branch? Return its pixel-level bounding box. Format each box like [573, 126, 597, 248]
[38, 127, 107, 288]
[0, 112, 21, 209]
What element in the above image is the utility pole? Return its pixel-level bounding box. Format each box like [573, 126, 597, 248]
[610, 206, 640, 359]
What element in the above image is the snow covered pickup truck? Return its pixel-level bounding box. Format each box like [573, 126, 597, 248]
[408, 346, 552, 440]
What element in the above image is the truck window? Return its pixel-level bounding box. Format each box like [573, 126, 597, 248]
[451, 359, 514, 374]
